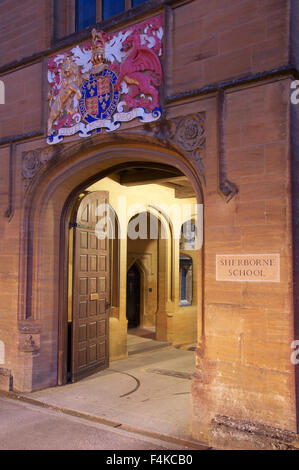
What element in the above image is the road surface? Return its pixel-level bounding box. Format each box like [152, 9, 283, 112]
[0, 395, 191, 450]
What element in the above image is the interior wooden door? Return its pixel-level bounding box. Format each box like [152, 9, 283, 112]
[72, 191, 110, 382]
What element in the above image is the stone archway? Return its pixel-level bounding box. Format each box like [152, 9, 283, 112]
[126, 210, 168, 338]
[16, 136, 204, 395]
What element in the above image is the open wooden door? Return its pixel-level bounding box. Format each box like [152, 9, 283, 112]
[71, 191, 110, 382]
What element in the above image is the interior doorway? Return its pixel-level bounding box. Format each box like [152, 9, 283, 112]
[126, 264, 141, 328]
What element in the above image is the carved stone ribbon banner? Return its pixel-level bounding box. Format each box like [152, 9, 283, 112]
[47, 14, 164, 145]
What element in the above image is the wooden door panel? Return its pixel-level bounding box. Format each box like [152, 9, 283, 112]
[80, 255, 88, 271]
[89, 344, 97, 363]
[97, 320, 106, 336]
[72, 191, 110, 382]
[99, 277, 106, 292]
[89, 255, 97, 272]
[97, 341, 106, 360]
[89, 233, 98, 250]
[79, 302, 87, 318]
[89, 277, 97, 293]
[99, 299, 106, 314]
[79, 278, 88, 294]
[99, 238, 107, 250]
[79, 324, 87, 342]
[78, 348, 87, 368]
[88, 301, 97, 316]
[89, 322, 97, 339]
[80, 231, 88, 248]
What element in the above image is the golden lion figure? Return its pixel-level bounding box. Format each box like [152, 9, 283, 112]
[48, 55, 82, 135]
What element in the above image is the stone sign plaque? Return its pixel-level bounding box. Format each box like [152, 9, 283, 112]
[216, 254, 280, 282]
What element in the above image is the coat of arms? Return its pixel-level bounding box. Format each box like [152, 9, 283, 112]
[79, 30, 119, 124]
[47, 15, 163, 145]
[79, 70, 119, 123]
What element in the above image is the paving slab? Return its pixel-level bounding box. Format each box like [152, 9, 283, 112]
[24, 336, 200, 445]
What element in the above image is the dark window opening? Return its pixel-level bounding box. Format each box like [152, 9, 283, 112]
[132, 0, 148, 6]
[103, 0, 125, 20]
[179, 256, 193, 306]
[180, 220, 197, 250]
[76, 0, 97, 31]
[74, 0, 150, 33]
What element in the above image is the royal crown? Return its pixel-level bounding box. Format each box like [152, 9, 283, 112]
[91, 29, 106, 67]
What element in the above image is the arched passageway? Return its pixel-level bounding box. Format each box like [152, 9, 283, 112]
[16, 140, 202, 444]
[64, 162, 202, 382]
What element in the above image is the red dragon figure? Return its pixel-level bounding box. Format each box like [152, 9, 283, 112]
[115, 29, 162, 111]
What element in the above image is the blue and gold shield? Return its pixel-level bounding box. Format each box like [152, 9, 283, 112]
[79, 68, 120, 123]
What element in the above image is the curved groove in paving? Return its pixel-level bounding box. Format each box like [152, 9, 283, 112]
[110, 369, 141, 398]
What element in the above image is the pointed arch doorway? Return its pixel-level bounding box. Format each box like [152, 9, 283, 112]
[60, 159, 203, 387]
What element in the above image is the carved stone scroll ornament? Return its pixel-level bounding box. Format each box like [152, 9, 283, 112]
[22, 148, 55, 189]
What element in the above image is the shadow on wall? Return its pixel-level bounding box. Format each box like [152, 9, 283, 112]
[0, 341, 5, 364]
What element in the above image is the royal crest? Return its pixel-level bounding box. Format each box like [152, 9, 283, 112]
[47, 15, 164, 145]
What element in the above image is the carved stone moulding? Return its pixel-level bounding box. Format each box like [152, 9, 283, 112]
[22, 150, 41, 179]
[219, 179, 238, 203]
[18, 320, 42, 335]
[18, 320, 41, 355]
[0, 368, 13, 392]
[173, 113, 206, 183]
[22, 113, 206, 190]
[175, 114, 206, 153]
[143, 112, 206, 185]
[18, 335, 40, 354]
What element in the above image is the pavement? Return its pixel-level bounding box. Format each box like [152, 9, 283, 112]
[0, 395, 193, 450]
[1, 331, 209, 450]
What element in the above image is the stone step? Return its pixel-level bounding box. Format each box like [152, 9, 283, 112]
[128, 340, 172, 356]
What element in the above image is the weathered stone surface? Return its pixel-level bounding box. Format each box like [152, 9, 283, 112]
[0, 369, 13, 392]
